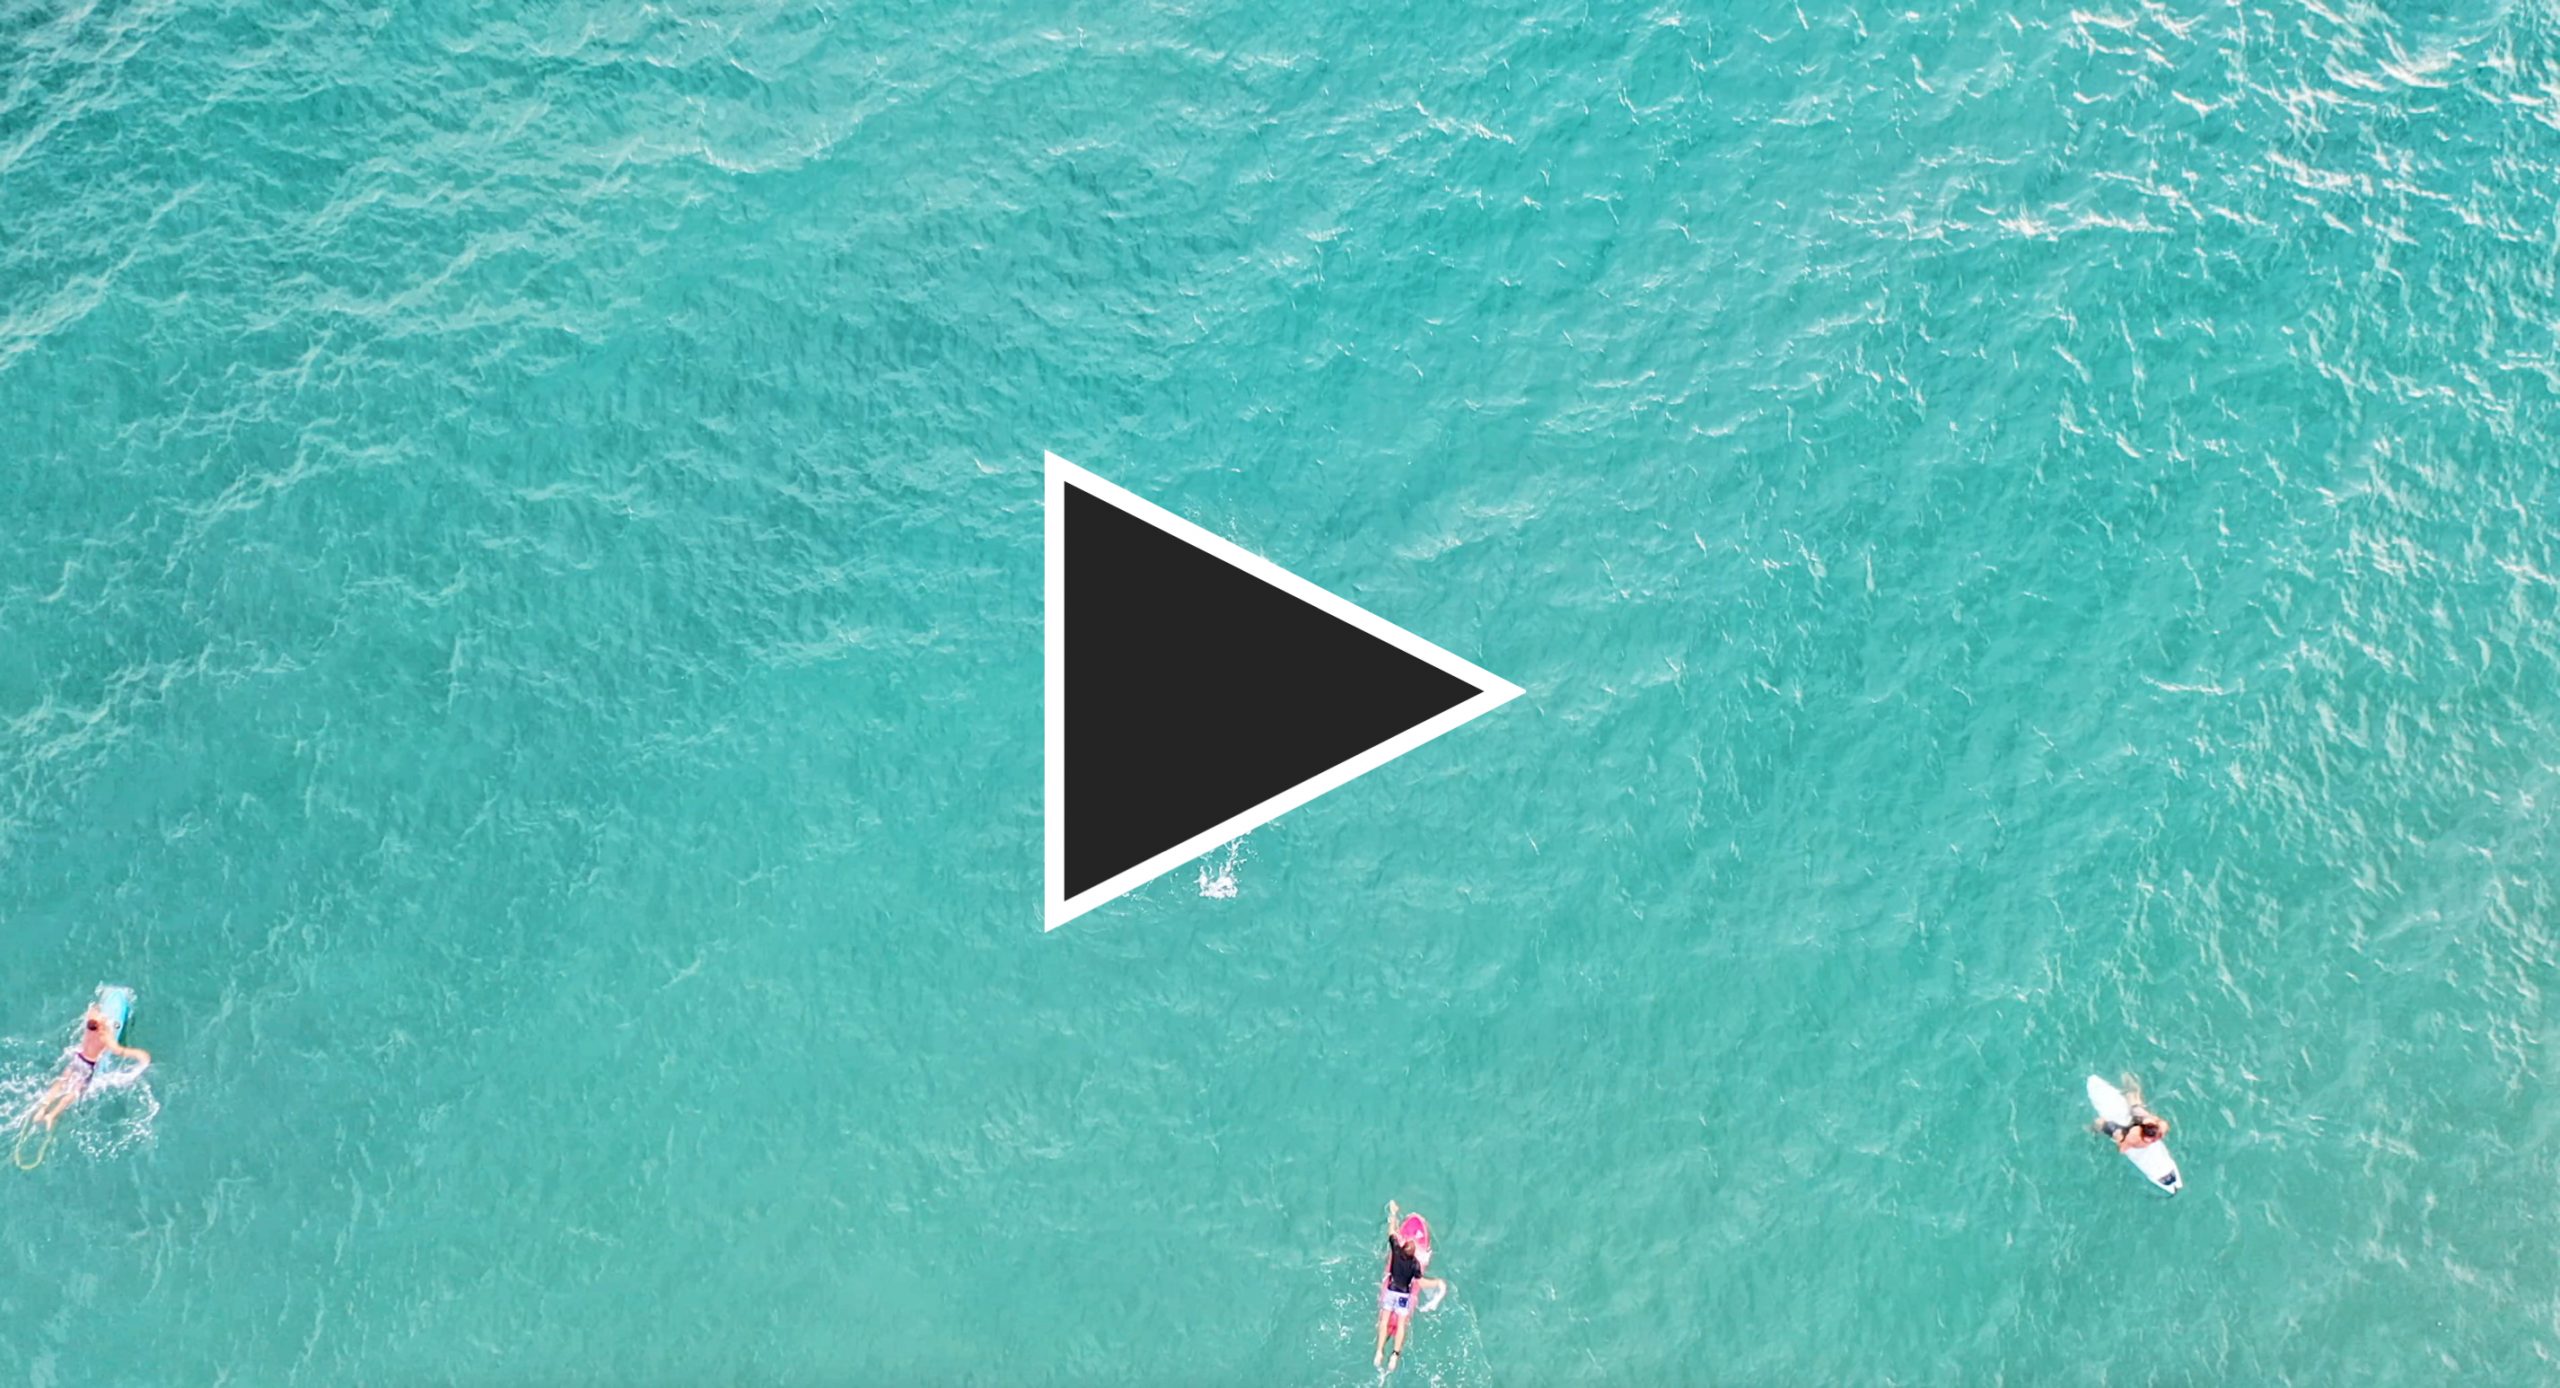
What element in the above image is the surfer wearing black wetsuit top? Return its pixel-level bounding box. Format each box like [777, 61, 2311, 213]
[1385, 1238, 1423, 1300]
[1373, 1200, 1449, 1374]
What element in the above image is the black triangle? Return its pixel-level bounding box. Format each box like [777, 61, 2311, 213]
[1050, 458, 1514, 925]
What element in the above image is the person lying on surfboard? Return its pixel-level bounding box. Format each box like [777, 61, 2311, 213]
[2094, 1075, 2167, 1152]
[1373, 1201, 1449, 1374]
[24, 1003, 149, 1131]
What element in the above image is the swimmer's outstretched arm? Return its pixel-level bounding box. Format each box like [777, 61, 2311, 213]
[108, 1042, 149, 1071]
[1386, 1200, 1400, 1235]
[1417, 1277, 1449, 1313]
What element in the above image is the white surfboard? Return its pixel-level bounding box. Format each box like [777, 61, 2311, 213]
[2087, 1075, 2181, 1195]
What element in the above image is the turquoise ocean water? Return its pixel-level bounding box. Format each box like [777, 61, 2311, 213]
[7, 0, 2560, 1381]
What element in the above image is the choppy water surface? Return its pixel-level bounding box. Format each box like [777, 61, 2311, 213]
[6, 0, 2560, 1381]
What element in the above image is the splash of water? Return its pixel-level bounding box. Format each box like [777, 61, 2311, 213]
[1197, 838, 1248, 899]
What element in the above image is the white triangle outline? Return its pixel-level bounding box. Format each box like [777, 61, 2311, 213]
[1045, 451, 1524, 931]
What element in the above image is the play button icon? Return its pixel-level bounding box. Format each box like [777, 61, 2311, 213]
[1045, 452, 1522, 930]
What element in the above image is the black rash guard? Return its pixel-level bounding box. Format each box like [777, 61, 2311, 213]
[1385, 1240, 1423, 1293]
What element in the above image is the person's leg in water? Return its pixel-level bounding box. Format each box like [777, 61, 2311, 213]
[2122, 1083, 2158, 1129]
[2093, 1074, 2147, 1134]
[25, 1073, 78, 1130]
[1389, 1307, 1412, 1372]
[1374, 1308, 1393, 1369]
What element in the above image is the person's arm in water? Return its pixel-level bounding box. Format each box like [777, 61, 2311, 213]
[1386, 1200, 1401, 1237]
[1416, 1277, 1449, 1313]
[107, 1041, 149, 1073]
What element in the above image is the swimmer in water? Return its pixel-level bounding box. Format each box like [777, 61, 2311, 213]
[1373, 1201, 1449, 1374]
[24, 1003, 149, 1132]
[2094, 1073, 2168, 1152]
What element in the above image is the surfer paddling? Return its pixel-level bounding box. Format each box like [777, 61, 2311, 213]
[24, 1002, 148, 1132]
[2094, 1074, 2167, 1152]
[1373, 1200, 1448, 1374]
